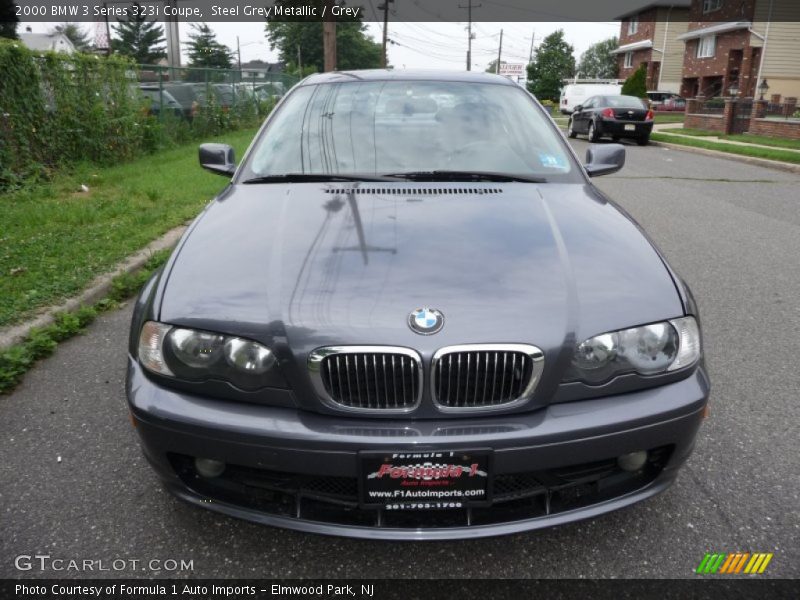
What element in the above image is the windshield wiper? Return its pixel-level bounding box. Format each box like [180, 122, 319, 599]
[382, 170, 547, 183]
[241, 173, 396, 184]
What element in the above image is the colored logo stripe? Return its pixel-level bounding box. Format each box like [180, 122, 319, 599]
[697, 553, 773, 574]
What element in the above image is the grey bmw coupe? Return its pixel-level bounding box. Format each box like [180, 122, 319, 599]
[127, 70, 709, 540]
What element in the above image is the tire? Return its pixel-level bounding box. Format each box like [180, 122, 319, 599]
[588, 121, 600, 142]
[636, 136, 650, 146]
[567, 118, 577, 138]
[612, 136, 620, 142]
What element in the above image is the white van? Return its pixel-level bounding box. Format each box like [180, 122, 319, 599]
[560, 83, 623, 114]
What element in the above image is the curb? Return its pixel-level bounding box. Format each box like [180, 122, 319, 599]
[648, 139, 800, 174]
[0, 225, 187, 352]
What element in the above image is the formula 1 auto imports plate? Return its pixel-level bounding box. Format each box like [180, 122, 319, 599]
[360, 449, 492, 509]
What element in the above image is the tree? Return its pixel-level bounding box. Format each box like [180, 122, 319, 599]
[485, 59, 506, 74]
[184, 23, 233, 71]
[111, 3, 166, 64]
[49, 23, 92, 52]
[577, 37, 618, 79]
[622, 64, 648, 98]
[526, 30, 575, 102]
[266, 1, 382, 73]
[0, 0, 19, 40]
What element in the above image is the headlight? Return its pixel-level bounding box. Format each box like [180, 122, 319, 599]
[565, 316, 700, 384]
[137, 321, 281, 390]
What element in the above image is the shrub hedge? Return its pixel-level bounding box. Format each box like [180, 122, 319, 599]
[0, 40, 278, 190]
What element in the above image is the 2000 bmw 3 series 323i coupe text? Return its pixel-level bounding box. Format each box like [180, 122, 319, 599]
[127, 70, 709, 540]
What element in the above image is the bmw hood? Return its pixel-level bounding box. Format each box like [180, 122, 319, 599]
[159, 182, 683, 359]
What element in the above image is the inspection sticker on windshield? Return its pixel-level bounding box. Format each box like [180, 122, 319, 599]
[360, 450, 492, 510]
[538, 152, 567, 169]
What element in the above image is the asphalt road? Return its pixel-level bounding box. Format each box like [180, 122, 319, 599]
[2, 141, 799, 579]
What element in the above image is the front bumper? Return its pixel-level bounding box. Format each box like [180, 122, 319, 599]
[126, 357, 709, 540]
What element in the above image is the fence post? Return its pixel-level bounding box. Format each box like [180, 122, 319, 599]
[723, 98, 736, 135]
[751, 98, 768, 119]
[158, 66, 164, 120]
[686, 96, 702, 114]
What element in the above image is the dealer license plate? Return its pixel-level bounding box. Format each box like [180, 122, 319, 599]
[624, 124, 636, 131]
[360, 449, 491, 510]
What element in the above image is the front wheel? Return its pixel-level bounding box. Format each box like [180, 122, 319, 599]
[567, 118, 577, 138]
[636, 136, 650, 146]
[587, 121, 600, 142]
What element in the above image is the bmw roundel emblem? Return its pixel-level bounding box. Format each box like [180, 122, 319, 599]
[408, 307, 444, 335]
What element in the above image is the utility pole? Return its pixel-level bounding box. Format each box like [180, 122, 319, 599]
[528, 30, 536, 62]
[379, 0, 393, 68]
[496, 28, 503, 74]
[323, 1, 337, 72]
[236, 35, 241, 72]
[458, 0, 479, 71]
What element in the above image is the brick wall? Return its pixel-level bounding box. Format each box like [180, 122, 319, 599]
[617, 7, 659, 85]
[748, 119, 800, 140]
[684, 113, 726, 132]
[617, 48, 653, 81]
[688, 0, 755, 22]
[680, 29, 758, 95]
[618, 8, 659, 46]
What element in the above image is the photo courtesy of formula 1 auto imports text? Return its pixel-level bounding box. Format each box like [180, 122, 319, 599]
[1, 0, 799, 598]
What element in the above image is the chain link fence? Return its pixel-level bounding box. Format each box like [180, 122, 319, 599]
[135, 64, 298, 123]
[0, 40, 300, 190]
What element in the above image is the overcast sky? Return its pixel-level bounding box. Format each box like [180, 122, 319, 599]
[20, 20, 620, 70]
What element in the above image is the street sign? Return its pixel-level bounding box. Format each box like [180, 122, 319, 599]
[499, 63, 525, 77]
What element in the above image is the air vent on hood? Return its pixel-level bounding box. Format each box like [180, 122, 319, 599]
[324, 187, 503, 195]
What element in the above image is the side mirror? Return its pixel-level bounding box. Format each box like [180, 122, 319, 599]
[573, 105, 583, 112]
[584, 144, 625, 177]
[199, 143, 236, 176]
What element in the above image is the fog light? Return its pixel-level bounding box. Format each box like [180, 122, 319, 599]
[194, 457, 226, 478]
[617, 451, 648, 472]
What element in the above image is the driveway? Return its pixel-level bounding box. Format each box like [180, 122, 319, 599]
[2, 141, 798, 579]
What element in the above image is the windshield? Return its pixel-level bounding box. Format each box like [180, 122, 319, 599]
[240, 80, 577, 181]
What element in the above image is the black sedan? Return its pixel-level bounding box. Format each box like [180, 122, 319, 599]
[126, 70, 707, 540]
[568, 95, 654, 145]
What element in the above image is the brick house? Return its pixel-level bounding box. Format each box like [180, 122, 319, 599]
[613, 1, 690, 93]
[677, 0, 800, 99]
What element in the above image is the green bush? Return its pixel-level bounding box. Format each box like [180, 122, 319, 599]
[621, 64, 647, 99]
[0, 41, 148, 188]
[0, 41, 286, 191]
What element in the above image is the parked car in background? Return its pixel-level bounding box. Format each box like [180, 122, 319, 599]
[190, 83, 239, 112]
[254, 81, 286, 103]
[127, 70, 707, 540]
[137, 86, 185, 119]
[647, 91, 686, 112]
[136, 82, 199, 120]
[560, 83, 622, 114]
[568, 94, 654, 145]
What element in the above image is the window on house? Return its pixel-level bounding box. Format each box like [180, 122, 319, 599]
[624, 52, 634, 68]
[697, 36, 716, 58]
[702, 0, 723, 13]
[628, 16, 639, 35]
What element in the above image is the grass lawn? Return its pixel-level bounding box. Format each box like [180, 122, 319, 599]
[0, 128, 258, 329]
[651, 132, 800, 165]
[653, 113, 686, 124]
[662, 128, 800, 151]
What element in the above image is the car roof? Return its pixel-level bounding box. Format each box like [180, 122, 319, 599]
[300, 69, 518, 87]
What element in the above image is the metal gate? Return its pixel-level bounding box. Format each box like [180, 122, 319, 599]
[731, 99, 753, 134]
